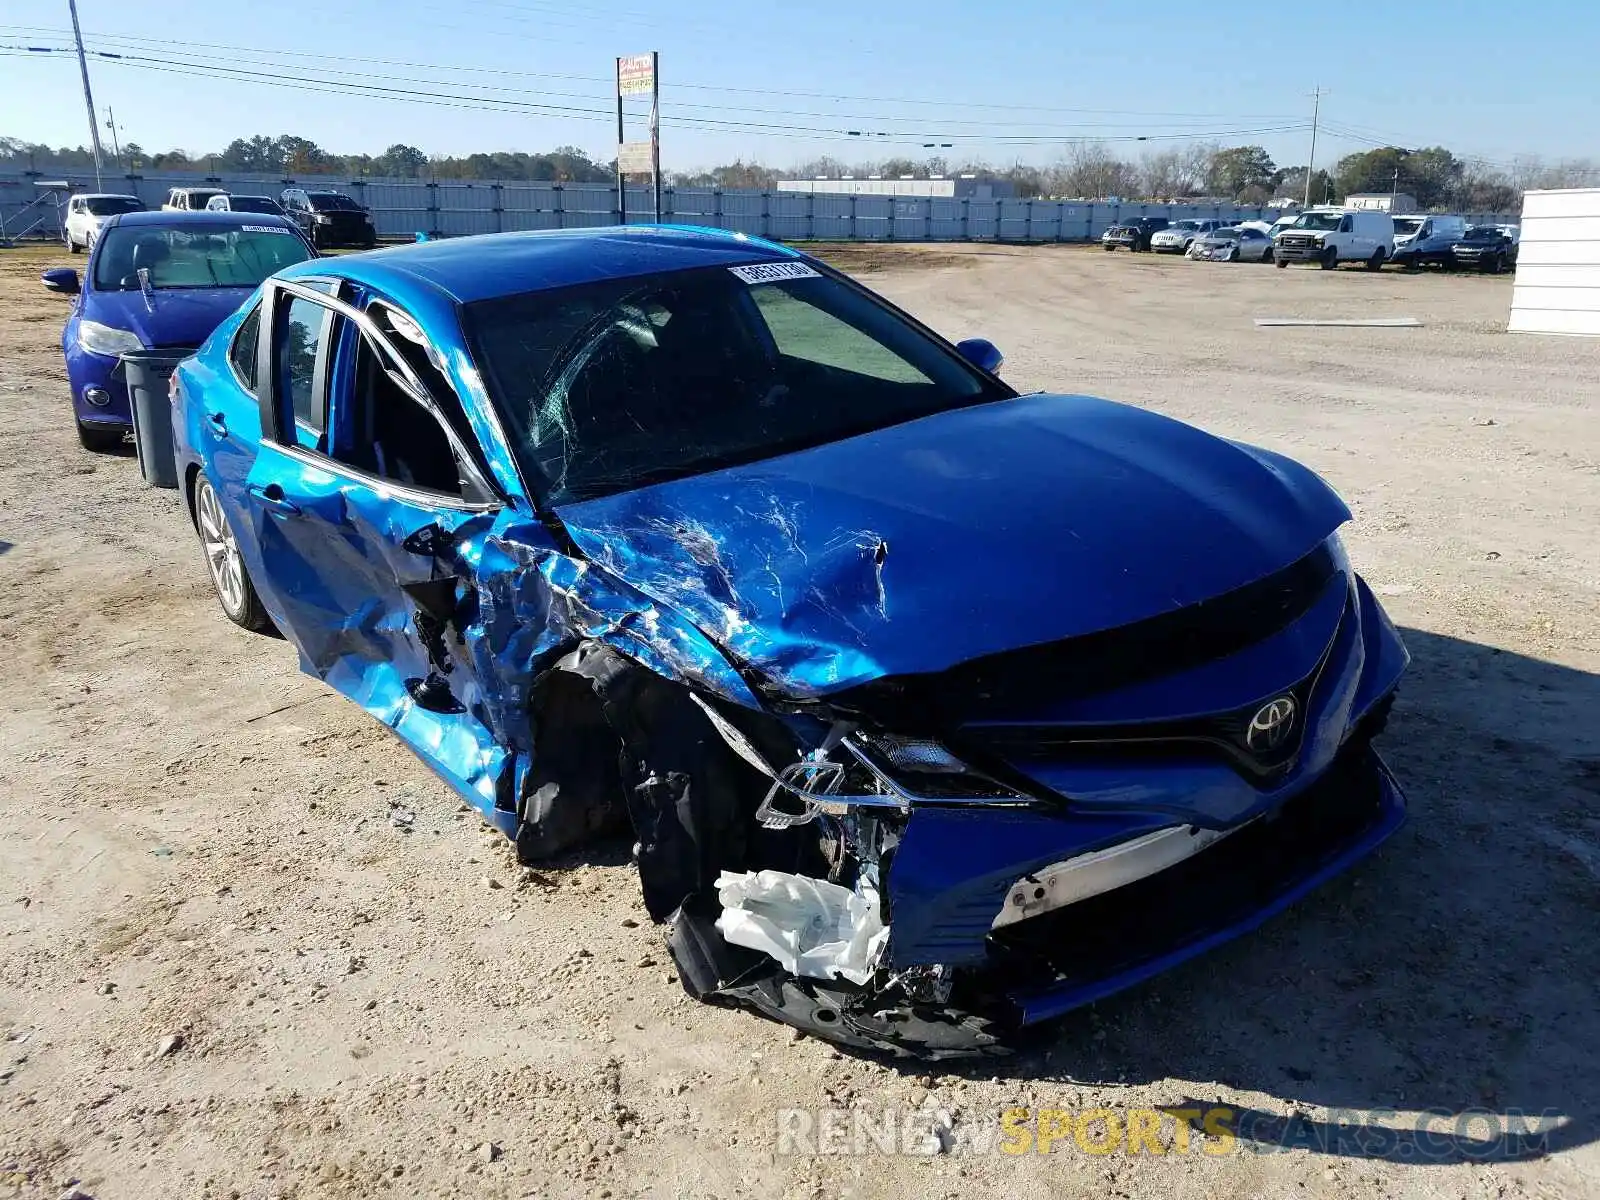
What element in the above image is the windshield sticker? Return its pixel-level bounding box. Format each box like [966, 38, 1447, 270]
[240, 224, 292, 234]
[728, 261, 820, 285]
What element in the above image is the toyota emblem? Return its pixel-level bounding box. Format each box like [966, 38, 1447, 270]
[1246, 696, 1297, 753]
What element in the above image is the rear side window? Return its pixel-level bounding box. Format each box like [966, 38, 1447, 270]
[230, 304, 261, 393]
[279, 295, 334, 451]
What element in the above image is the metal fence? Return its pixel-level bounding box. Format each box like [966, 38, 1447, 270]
[2, 170, 1520, 245]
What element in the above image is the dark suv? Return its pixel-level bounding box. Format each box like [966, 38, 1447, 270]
[280, 188, 378, 249]
[1448, 226, 1518, 274]
[1101, 216, 1170, 252]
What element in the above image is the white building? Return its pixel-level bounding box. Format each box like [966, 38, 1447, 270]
[1346, 193, 1419, 213]
[1508, 188, 1600, 337]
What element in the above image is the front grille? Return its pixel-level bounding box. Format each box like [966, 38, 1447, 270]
[1279, 233, 1317, 250]
[826, 544, 1339, 731]
[965, 610, 1338, 780]
[980, 742, 1388, 999]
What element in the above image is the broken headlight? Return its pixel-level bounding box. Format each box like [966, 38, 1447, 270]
[844, 732, 1030, 802]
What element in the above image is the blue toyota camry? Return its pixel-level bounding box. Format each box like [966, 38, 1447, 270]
[172, 226, 1408, 1058]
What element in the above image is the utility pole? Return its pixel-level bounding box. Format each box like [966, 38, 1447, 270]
[1303, 85, 1323, 208]
[650, 49, 661, 223]
[104, 106, 120, 168]
[67, 0, 105, 189]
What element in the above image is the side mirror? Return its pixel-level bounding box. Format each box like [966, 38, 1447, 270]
[41, 268, 80, 295]
[956, 337, 1004, 375]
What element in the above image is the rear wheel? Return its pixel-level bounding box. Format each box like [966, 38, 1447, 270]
[194, 474, 271, 632]
[1365, 248, 1385, 271]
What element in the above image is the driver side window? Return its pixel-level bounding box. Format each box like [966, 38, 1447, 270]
[269, 288, 473, 500]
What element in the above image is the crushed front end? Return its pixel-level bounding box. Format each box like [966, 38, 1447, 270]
[662, 537, 1408, 1058]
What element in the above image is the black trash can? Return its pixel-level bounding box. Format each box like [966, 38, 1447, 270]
[121, 347, 195, 490]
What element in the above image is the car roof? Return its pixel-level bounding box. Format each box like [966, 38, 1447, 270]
[77, 192, 141, 200]
[105, 209, 298, 229]
[276, 224, 801, 305]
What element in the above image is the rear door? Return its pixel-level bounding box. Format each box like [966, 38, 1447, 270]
[239, 279, 507, 733]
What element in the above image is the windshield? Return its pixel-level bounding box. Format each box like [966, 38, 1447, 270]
[1392, 218, 1423, 236]
[85, 197, 142, 217]
[91, 225, 312, 291]
[228, 197, 282, 214]
[1208, 229, 1239, 241]
[308, 193, 361, 211]
[1291, 212, 1343, 231]
[1462, 227, 1498, 242]
[466, 263, 1007, 504]
[1170, 221, 1202, 232]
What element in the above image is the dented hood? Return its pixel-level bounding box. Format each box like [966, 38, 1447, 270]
[553, 393, 1350, 699]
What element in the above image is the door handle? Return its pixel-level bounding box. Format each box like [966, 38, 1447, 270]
[247, 482, 301, 516]
[206, 410, 227, 436]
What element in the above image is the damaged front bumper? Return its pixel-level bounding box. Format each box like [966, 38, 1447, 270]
[670, 741, 1403, 1057]
[666, 559, 1409, 1058]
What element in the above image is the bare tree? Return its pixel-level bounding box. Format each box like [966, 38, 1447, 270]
[1138, 149, 1185, 199]
[1048, 141, 1138, 199]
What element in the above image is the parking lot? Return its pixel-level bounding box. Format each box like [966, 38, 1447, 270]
[1, 239, 1597, 1199]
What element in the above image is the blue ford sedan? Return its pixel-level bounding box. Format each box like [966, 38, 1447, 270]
[43, 209, 313, 450]
[172, 226, 1408, 1058]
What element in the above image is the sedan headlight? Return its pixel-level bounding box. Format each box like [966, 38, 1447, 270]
[846, 732, 1030, 802]
[78, 320, 144, 357]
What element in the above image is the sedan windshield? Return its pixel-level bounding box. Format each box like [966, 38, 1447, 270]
[466, 264, 1009, 504]
[92, 226, 312, 291]
[85, 196, 143, 216]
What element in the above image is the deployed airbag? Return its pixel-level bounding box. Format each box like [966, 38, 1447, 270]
[714, 869, 888, 986]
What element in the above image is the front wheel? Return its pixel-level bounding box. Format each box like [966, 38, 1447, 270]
[1320, 247, 1338, 270]
[1275, 256, 1289, 268]
[194, 474, 271, 632]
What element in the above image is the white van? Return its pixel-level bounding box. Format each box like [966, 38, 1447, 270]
[1273, 208, 1395, 270]
[1390, 214, 1468, 268]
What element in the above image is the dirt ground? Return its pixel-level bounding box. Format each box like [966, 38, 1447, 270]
[1, 239, 1597, 1200]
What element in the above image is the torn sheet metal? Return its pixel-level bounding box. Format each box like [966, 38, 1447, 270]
[714, 869, 888, 985]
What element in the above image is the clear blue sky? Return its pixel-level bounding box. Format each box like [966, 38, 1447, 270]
[0, 0, 1591, 172]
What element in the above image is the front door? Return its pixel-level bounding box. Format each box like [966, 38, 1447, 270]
[238, 279, 513, 805]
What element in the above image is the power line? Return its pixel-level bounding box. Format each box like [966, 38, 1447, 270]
[0, 23, 1309, 122]
[2, 46, 1310, 148]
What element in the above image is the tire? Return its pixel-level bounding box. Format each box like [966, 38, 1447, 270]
[1365, 248, 1385, 271]
[193, 474, 271, 632]
[1275, 256, 1288, 268]
[76, 421, 124, 453]
[68, 236, 82, 255]
[1320, 247, 1338, 270]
